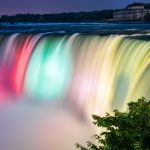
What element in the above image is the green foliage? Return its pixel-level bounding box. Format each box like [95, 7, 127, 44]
[76, 97, 150, 150]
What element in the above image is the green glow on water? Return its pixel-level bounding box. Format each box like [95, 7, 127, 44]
[24, 36, 72, 100]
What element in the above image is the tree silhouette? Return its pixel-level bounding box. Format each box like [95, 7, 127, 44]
[76, 97, 150, 150]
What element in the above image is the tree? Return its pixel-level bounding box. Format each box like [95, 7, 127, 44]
[144, 14, 150, 22]
[76, 97, 150, 150]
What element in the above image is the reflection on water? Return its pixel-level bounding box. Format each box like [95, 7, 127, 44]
[1, 22, 150, 35]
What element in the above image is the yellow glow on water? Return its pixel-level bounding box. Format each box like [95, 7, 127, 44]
[68, 35, 150, 120]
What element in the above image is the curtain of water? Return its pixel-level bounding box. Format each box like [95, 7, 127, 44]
[0, 34, 150, 120]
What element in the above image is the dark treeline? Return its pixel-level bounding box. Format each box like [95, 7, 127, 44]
[0, 10, 115, 23]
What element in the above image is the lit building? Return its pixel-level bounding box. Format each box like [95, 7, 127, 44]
[113, 3, 150, 21]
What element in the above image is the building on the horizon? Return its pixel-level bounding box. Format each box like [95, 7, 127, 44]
[113, 3, 150, 21]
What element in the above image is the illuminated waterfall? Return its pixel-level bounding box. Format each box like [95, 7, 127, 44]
[0, 33, 150, 120]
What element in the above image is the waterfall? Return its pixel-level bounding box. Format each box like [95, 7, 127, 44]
[0, 33, 150, 120]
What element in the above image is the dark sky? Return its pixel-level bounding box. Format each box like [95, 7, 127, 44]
[0, 0, 149, 15]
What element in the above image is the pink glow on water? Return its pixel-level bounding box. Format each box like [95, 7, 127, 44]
[12, 35, 42, 94]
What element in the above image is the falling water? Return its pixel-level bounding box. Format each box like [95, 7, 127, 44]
[0, 33, 150, 120]
[0, 33, 150, 150]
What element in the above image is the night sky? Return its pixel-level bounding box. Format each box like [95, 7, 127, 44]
[0, 0, 149, 15]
